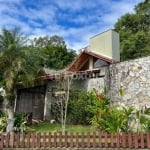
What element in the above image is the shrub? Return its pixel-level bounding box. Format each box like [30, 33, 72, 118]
[0, 112, 28, 133]
[87, 89, 134, 133]
[87, 89, 110, 127]
[14, 112, 27, 133]
[97, 106, 134, 133]
[67, 90, 93, 125]
[0, 112, 7, 132]
[139, 108, 150, 132]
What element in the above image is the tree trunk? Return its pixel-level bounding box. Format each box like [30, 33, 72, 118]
[6, 105, 14, 133]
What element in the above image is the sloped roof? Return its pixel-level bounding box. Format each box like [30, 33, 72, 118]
[37, 68, 58, 76]
[36, 68, 67, 81]
[67, 49, 115, 72]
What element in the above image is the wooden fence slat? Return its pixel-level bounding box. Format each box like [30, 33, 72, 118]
[147, 133, 150, 148]
[93, 132, 96, 148]
[81, 133, 85, 147]
[70, 133, 73, 148]
[116, 133, 120, 148]
[0, 134, 4, 148]
[104, 132, 108, 148]
[26, 132, 30, 148]
[15, 133, 20, 147]
[48, 133, 52, 148]
[98, 132, 102, 147]
[144, 134, 147, 148]
[122, 133, 126, 148]
[128, 133, 132, 148]
[140, 133, 144, 148]
[5, 133, 10, 148]
[31, 132, 36, 148]
[75, 133, 79, 147]
[54, 132, 57, 148]
[9, 132, 14, 148]
[20, 133, 25, 148]
[87, 132, 90, 148]
[64, 132, 67, 147]
[58, 132, 63, 148]
[134, 133, 139, 148]
[42, 132, 46, 147]
[37, 133, 41, 148]
[110, 133, 114, 147]
[114, 134, 117, 147]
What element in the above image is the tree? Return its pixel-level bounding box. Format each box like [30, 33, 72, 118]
[54, 71, 73, 132]
[115, 0, 150, 61]
[30, 35, 76, 69]
[0, 27, 38, 132]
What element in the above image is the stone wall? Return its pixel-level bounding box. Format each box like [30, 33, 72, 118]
[109, 56, 150, 109]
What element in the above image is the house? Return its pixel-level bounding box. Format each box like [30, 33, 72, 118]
[15, 29, 120, 120]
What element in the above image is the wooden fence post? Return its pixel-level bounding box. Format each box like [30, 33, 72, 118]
[0, 134, 4, 148]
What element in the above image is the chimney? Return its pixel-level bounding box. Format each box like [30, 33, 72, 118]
[89, 29, 120, 62]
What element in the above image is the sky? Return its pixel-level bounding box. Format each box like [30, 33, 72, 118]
[0, 0, 144, 51]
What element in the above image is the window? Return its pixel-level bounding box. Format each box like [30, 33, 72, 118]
[94, 59, 108, 68]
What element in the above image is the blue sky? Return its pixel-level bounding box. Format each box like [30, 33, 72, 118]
[0, 0, 144, 51]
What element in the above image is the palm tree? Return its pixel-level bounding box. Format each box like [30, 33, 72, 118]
[0, 27, 38, 132]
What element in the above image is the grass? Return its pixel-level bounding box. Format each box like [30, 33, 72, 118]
[28, 122, 97, 133]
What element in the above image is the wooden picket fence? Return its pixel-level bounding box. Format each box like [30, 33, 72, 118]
[0, 132, 150, 148]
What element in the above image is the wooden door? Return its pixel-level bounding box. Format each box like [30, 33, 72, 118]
[16, 86, 45, 120]
[32, 93, 45, 120]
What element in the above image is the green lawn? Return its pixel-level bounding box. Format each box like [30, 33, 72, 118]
[28, 122, 97, 133]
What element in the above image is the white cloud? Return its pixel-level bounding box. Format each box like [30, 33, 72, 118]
[0, 0, 23, 3]
[0, 0, 145, 51]
[51, 0, 95, 11]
